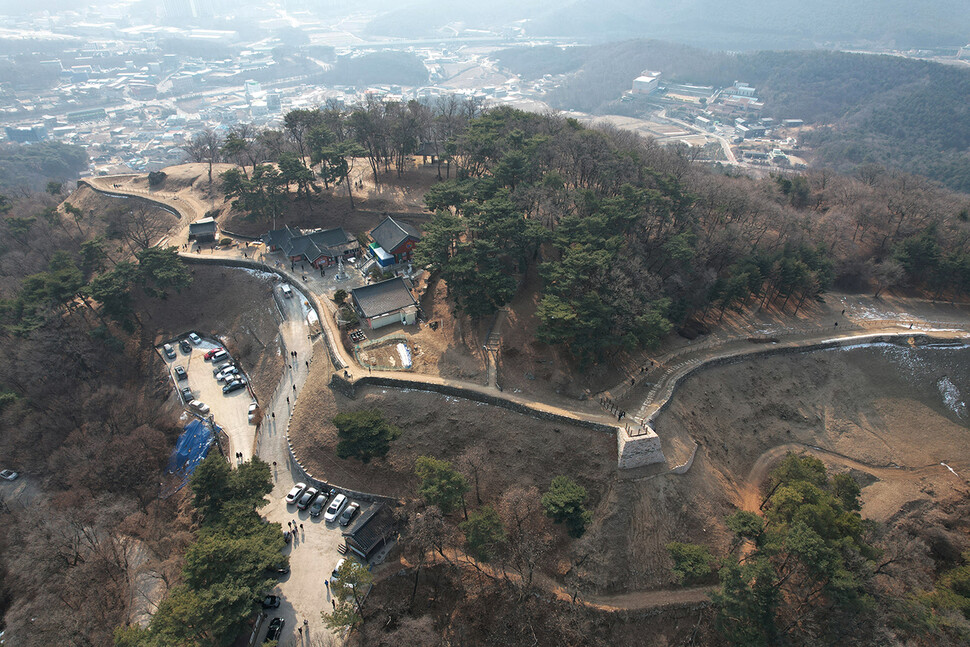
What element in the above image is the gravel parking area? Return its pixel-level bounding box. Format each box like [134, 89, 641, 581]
[256, 485, 375, 645]
[159, 335, 256, 460]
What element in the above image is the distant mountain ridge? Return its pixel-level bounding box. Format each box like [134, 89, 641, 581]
[363, 0, 970, 50]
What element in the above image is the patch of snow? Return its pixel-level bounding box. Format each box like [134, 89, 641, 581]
[239, 267, 276, 281]
[938, 377, 967, 419]
[396, 343, 413, 369]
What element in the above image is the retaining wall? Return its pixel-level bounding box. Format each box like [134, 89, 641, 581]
[179, 254, 344, 370]
[329, 372, 620, 433]
[648, 333, 954, 426]
[78, 179, 183, 219]
[281, 399, 399, 506]
[641, 332, 967, 475]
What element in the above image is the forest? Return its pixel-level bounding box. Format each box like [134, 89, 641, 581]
[496, 42, 970, 193]
[0, 188, 191, 646]
[4, 94, 964, 644]
[0, 142, 89, 192]
[191, 101, 970, 367]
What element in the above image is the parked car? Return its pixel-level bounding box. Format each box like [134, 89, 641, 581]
[248, 402, 259, 424]
[180, 386, 193, 401]
[173, 365, 187, 381]
[297, 487, 319, 510]
[162, 343, 176, 359]
[285, 483, 307, 505]
[330, 558, 346, 583]
[264, 617, 284, 643]
[222, 380, 246, 394]
[280, 284, 292, 298]
[216, 366, 239, 381]
[0, 469, 19, 481]
[261, 595, 280, 609]
[210, 350, 229, 363]
[212, 361, 233, 376]
[188, 332, 202, 345]
[339, 502, 360, 527]
[268, 562, 290, 577]
[188, 400, 210, 415]
[179, 339, 192, 353]
[204, 348, 225, 361]
[323, 493, 347, 522]
[309, 492, 329, 517]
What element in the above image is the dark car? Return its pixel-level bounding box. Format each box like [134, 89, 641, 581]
[174, 365, 187, 381]
[309, 492, 329, 517]
[179, 339, 191, 353]
[180, 386, 193, 401]
[261, 595, 280, 609]
[339, 502, 360, 527]
[222, 380, 246, 394]
[297, 487, 318, 510]
[270, 563, 290, 577]
[264, 617, 284, 642]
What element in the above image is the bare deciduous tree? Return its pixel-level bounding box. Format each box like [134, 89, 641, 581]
[182, 127, 223, 184]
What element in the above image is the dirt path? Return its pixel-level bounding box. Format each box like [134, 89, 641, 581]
[739, 442, 960, 513]
[384, 549, 714, 612]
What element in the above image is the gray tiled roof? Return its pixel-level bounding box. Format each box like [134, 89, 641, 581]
[189, 217, 218, 234]
[351, 277, 416, 319]
[370, 216, 420, 253]
[261, 225, 298, 249]
[343, 504, 396, 555]
[263, 226, 356, 261]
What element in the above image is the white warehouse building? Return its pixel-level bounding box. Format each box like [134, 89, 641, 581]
[632, 71, 662, 95]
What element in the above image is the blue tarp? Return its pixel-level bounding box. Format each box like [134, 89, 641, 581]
[163, 419, 217, 494]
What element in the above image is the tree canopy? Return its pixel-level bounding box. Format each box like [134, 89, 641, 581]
[333, 408, 401, 463]
[415, 456, 470, 515]
[541, 475, 592, 538]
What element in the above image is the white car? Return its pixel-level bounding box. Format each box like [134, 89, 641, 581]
[330, 558, 346, 583]
[188, 400, 210, 415]
[188, 332, 202, 345]
[216, 367, 240, 382]
[323, 493, 347, 522]
[285, 483, 307, 505]
[248, 402, 258, 424]
[0, 469, 18, 481]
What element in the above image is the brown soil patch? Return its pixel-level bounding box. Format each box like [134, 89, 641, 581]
[497, 264, 603, 412]
[288, 365, 616, 504]
[217, 161, 438, 238]
[135, 265, 284, 399]
[598, 342, 970, 593]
